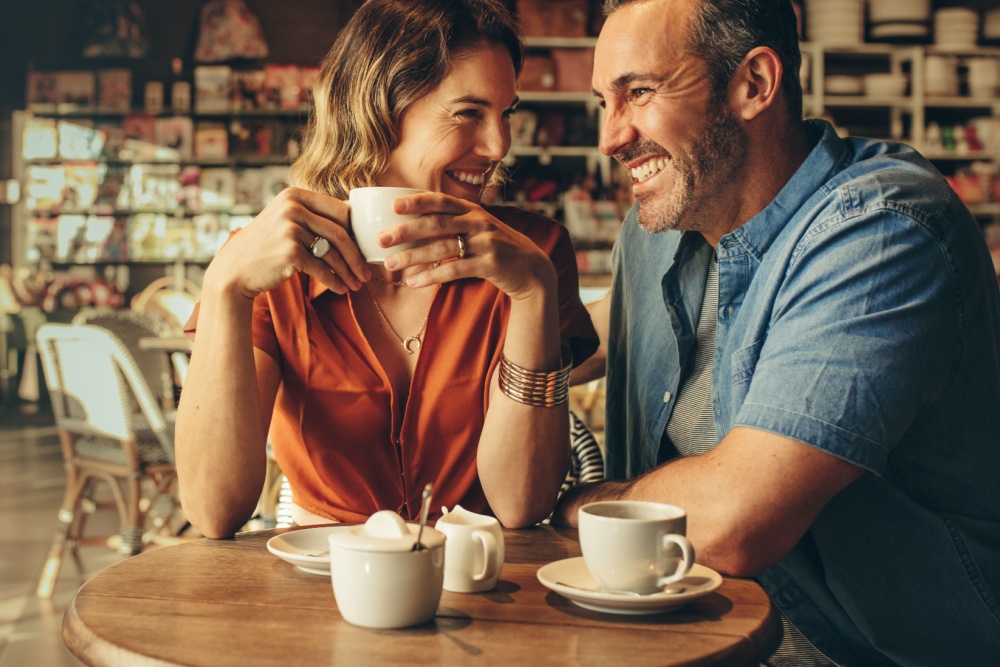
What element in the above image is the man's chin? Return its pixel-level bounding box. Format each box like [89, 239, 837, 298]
[635, 199, 682, 235]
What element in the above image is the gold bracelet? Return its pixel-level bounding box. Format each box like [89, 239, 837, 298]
[498, 346, 573, 408]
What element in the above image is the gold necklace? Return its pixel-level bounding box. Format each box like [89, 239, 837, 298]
[369, 261, 441, 287]
[369, 273, 407, 287]
[364, 285, 429, 354]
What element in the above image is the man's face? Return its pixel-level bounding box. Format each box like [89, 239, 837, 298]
[593, 0, 747, 235]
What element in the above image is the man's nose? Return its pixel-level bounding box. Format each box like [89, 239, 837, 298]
[599, 103, 638, 158]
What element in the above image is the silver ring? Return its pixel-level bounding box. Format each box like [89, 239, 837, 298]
[456, 234, 466, 260]
[310, 236, 331, 259]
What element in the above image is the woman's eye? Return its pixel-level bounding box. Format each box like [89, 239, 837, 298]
[457, 109, 482, 119]
[502, 108, 518, 118]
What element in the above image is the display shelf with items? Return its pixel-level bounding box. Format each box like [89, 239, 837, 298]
[514, 37, 609, 183]
[797, 1, 1000, 224]
[11, 60, 322, 270]
[503, 31, 630, 281]
[801, 42, 1000, 224]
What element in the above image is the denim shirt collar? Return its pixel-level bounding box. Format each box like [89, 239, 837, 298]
[717, 120, 844, 261]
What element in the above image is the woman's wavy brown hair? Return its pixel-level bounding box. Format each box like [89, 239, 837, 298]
[290, 0, 524, 198]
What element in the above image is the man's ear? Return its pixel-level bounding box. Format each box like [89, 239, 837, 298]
[730, 46, 784, 121]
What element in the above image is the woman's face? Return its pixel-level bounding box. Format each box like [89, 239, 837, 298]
[380, 42, 518, 202]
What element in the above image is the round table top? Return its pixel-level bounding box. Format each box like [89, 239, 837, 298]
[64, 526, 780, 667]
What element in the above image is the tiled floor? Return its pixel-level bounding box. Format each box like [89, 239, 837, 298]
[0, 401, 123, 667]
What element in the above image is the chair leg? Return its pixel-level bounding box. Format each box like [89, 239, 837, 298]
[36, 472, 90, 598]
[118, 475, 144, 556]
[65, 479, 98, 573]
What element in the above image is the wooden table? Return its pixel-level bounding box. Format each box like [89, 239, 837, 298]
[64, 526, 781, 666]
[137, 336, 192, 354]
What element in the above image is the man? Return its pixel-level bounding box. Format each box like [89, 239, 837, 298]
[555, 0, 1000, 665]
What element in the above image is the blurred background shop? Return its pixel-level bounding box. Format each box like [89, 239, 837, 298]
[2, 1, 1000, 665]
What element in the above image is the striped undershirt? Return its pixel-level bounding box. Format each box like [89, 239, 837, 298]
[662, 256, 838, 667]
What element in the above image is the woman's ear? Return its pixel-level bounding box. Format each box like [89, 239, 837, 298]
[730, 46, 784, 122]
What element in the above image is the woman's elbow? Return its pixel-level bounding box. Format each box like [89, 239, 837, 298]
[179, 493, 246, 540]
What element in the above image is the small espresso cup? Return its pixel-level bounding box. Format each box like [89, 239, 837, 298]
[348, 186, 425, 263]
[435, 505, 505, 593]
[578, 501, 695, 595]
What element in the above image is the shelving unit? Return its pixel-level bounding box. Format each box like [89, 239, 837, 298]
[801, 41, 1000, 224]
[11, 105, 298, 268]
[512, 37, 612, 187]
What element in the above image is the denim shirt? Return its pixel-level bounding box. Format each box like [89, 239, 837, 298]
[605, 120, 1000, 666]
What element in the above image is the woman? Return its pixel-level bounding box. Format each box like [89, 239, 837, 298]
[175, 0, 598, 538]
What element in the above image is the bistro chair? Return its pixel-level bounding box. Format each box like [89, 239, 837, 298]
[72, 307, 185, 407]
[130, 276, 201, 335]
[34, 323, 181, 598]
[563, 410, 605, 495]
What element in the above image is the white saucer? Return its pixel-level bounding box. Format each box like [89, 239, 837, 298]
[266, 526, 349, 575]
[536, 557, 722, 615]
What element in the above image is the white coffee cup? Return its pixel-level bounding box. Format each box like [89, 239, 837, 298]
[348, 186, 425, 263]
[578, 501, 695, 595]
[435, 505, 504, 593]
[327, 514, 445, 629]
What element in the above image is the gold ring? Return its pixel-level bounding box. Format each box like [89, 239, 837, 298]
[456, 234, 466, 260]
[310, 236, 331, 259]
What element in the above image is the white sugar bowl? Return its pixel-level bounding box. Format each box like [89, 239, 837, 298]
[328, 510, 446, 629]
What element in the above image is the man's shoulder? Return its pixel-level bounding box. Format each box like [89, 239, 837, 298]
[825, 137, 957, 211]
[792, 136, 968, 243]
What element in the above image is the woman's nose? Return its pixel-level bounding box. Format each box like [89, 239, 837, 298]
[478, 118, 511, 161]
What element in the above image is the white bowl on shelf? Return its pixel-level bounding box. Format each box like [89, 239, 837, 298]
[825, 75, 864, 95]
[863, 73, 908, 97]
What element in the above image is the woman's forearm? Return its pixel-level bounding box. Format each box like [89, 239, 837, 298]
[175, 278, 272, 538]
[477, 266, 568, 528]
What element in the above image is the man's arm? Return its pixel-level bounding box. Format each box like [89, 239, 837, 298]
[570, 292, 610, 385]
[552, 426, 864, 577]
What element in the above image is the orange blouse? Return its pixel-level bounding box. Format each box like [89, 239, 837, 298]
[192, 206, 598, 524]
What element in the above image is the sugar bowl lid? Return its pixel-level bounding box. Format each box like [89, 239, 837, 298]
[328, 510, 445, 553]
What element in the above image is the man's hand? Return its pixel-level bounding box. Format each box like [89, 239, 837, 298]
[551, 479, 632, 527]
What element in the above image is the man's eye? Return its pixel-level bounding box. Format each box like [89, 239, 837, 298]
[630, 88, 652, 99]
[503, 107, 519, 118]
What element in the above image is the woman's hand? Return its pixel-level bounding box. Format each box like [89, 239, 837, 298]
[378, 192, 556, 300]
[205, 188, 372, 299]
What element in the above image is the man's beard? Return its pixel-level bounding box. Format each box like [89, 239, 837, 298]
[629, 104, 747, 235]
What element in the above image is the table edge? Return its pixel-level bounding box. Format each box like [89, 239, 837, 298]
[64, 595, 177, 667]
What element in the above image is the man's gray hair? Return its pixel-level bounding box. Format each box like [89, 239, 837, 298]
[603, 0, 803, 120]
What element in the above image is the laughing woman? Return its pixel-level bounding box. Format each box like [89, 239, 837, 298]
[175, 0, 598, 537]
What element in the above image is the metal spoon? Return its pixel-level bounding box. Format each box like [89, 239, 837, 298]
[412, 483, 433, 551]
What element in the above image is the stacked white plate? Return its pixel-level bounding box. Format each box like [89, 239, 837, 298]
[984, 9, 1000, 43]
[868, 0, 931, 42]
[966, 58, 1000, 98]
[805, 0, 863, 45]
[926, 55, 960, 97]
[934, 8, 980, 50]
[868, 0, 930, 23]
[869, 23, 930, 41]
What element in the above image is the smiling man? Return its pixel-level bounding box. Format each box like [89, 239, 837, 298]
[555, 0, 1000, 665]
